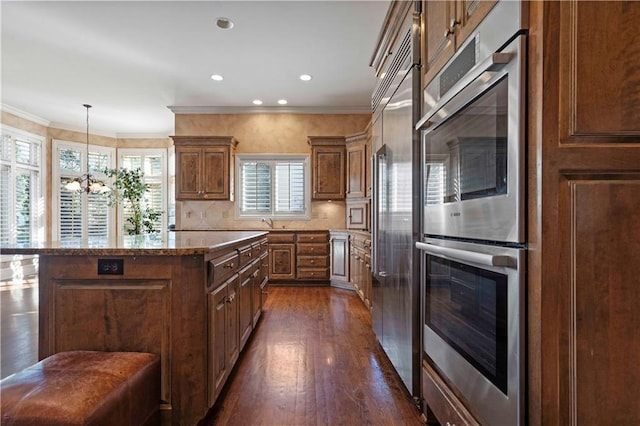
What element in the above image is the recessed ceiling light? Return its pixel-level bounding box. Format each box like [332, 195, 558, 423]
[211, 74, 223, 81]
[299, 74, 312, 81]
[277, 99, 288, 105]
[216, 17, 234, 30]
[252, 100, 263, 105]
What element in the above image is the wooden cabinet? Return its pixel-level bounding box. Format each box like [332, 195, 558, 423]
[346, 132, 368, 199]
[528, 2, 640, 425]
[346, 126, 372, 228]
[238, 263, 254, 350]
[346, 200, 369, 230]
[254, 252, 268, 326]
[330, 231, 350, 288]
[296, 232, 330, 281]
[172, 136, 238, 201]
[208, 273, 239, 406]
[32, 234, 267, 425]
[350, 231, 372, 310]
[308, 136, 346, 200]
[268, 232, 296, 281]
[422, 0, 497, 87]
[268, 231, 330, 284]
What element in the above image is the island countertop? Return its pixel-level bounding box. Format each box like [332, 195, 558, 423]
[1, 230, 268, 256]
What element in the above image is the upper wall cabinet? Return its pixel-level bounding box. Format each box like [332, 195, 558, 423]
[345, 130, 371, 199]
[308, 136, 346, 200]
[172, 136, 238, 201]
[422, 0, 497, 87]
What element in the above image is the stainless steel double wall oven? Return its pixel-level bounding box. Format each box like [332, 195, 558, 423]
[417, 2, 527, 425]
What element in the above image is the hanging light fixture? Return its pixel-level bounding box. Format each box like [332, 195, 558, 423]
[65, 104, 111, 194]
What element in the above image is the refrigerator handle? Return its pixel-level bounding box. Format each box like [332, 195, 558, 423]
[372, 146, 388, 278]
[371, 152, 378, 275]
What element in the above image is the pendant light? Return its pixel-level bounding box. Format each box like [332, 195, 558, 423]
[64, 104, 110, 194]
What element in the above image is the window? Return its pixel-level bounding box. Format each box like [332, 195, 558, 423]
[118, 149, 168, 233]
[53, 140, 115, 240]
[236, 155, 309, 218]
[0, 126, 44, 246]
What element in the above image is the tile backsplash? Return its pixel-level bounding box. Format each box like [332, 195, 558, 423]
[177, 200, 346, 230]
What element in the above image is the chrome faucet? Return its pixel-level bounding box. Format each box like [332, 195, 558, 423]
[261, 218, 274, 229]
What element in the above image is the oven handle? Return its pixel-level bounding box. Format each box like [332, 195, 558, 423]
[415, 241, 516, 269]
[416, 51, 512, 131]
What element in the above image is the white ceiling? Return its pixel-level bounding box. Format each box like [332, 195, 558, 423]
[1, 1, 389, 137]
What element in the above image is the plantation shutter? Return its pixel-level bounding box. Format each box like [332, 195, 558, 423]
[120, 153, 165, 233]
[275, 161, 305, 213]
[58, 146, 83, 240]
[59, 178, 83, 240]
[54, 140, 115, 240]
[0, 131, 42, 245]
[237, 156, 308, 218]
[0, 165, 10, 245]
[241, 162, 271, 213]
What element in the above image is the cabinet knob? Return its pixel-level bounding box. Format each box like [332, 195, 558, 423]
[310, 260, 315, 264]
[449, 18, 460, 28]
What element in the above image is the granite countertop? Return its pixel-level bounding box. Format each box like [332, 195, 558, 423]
[1, 231, 268, 256]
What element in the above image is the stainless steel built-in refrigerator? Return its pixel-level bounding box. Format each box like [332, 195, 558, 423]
[371, 5, 421, 400]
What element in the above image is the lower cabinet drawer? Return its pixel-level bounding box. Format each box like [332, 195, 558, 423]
[422, 361, 480, 426]
[297, 267, 329, 280]
[297, 243, 329, 256]
[297, 255, 329, 268]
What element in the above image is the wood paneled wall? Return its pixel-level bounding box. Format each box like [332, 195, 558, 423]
[528, 1, 640, 424]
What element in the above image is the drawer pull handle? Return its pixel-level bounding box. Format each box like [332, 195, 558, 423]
[310, 260, 315, 264]
[224, 262, 234, 269]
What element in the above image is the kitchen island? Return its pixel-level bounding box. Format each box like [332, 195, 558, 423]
[2, 231, 269, 425]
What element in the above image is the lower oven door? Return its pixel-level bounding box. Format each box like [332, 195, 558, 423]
[416, 238, 525, 425]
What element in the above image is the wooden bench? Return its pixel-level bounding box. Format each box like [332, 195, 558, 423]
[0, 351, 160, 425]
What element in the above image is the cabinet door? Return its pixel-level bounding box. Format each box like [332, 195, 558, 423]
[350, 248, 361, 295]
[347, 143, 366, 198]
[252, 263, 262, 326]
[269, 243, 296, 280]
[226, 277, 240, 370]
[312, 146, 345, 200]
[346, 201, 369, 230]
[176, 147, 202, 200]
[456, 0, 497, 47]
[239, 266, 253, 350]
[423, 0, 456, 85]
[364, 253, 372, 309]
[203, 147, 229, 199]
[330, 235, 349, 282]
[208, 280, 228, 406]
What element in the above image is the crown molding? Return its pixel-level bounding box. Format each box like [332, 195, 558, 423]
[49, 121, 118, 139]
[0, 104, 51, 127]
[167, 105, 371, 115]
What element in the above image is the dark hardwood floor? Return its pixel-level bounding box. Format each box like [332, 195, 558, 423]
[1, 281, 423, 425]
[205, 286, 423, 425]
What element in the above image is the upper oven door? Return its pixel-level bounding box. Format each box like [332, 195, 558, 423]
[421, 35, 526, 243]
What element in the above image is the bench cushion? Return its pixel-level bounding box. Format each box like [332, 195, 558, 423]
[1, 351, 160, 425]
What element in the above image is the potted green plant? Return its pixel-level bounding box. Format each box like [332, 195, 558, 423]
[103, 167, 162, 235]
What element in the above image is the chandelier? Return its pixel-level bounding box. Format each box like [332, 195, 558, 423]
[64, 104, 111, 194]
